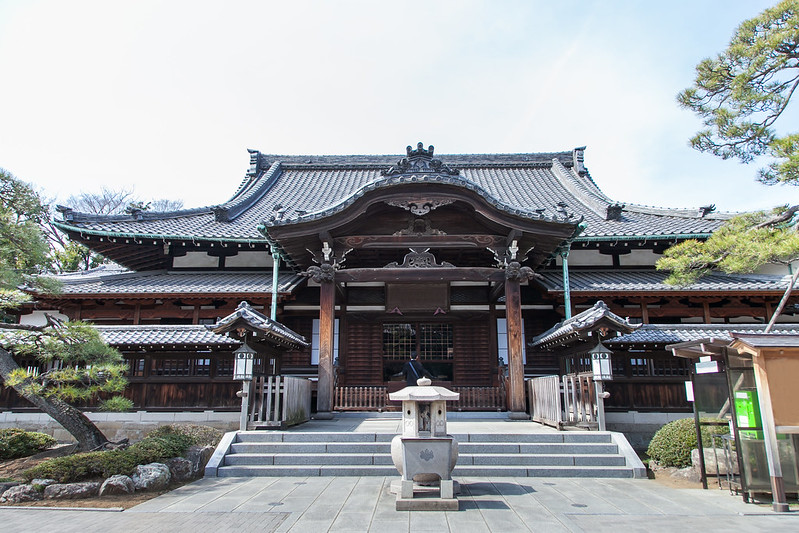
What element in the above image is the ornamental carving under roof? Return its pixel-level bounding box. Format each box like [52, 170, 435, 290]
[393, 216, 447, 236]
[385, 198, 455, 216]
[385, 248, 454, 268]
[382, 142, 460, 176]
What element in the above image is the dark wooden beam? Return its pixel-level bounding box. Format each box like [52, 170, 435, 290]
[335, 267, 505, 283]
[335, 234, 507, 249]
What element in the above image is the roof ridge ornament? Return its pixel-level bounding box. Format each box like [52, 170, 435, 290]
[382, 142, 460, 177]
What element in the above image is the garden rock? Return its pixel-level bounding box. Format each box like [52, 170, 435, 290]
[99, 475, 135, 496]
[186, 445, 215, 476]
[1, 484, 42, 503]
[166, 457, 193, 482]
[132, 462, 171, 491]
[691, 448, 738, 475]
[0, 481, 20, 495]
[44, 482, 100, 500]
[30, 478, 57, 488]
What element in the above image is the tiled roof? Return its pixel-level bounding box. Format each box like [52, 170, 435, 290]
[606, 324, 799, 346]
[54, 147, 728, 245]
[536, 270, 790, 293]
[208, 301, 309, 348]
[39, 267, 304, 296]
[96, 325, 238, 348]
[530, 301, 639, 349]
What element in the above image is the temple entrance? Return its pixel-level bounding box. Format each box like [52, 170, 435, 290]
[382, 321, 454, 383]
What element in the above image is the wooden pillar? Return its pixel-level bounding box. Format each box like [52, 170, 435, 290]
[317, 276, 336, 418]
[133, 304, 141, 325]
[640, 302, 649, 324]
[751, 350, 790, 512]
[192, 305, 200, 325]
[505, 263, 529, 419]
[703, 302, 711, 324]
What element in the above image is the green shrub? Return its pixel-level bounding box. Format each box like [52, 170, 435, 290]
[647, 418, 730, 468]
[97, 396, 134, 412]
[0, 428, 57, 461]
[22, 430, 194, 483]
[149, 424, 223, 447]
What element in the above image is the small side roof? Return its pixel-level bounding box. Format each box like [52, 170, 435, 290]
[529, 300, 639, 350]
[207, 301, 309, 350]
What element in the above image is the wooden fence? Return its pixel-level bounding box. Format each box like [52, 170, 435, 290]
[249, 375, 312, 428]
[335, 386, 388, 410]
[528, 375, 563, 428]
[451, 386, 506, 411]
[527, 372, 598, 429]
[334, 385, 506, 411]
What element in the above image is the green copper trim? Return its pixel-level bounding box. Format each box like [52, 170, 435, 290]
[271, 246, 281, 320]
[574, 232, 714, 242]
[53, 221, 269, 245]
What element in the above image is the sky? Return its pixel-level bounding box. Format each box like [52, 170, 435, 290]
[1, 0, 796, 214]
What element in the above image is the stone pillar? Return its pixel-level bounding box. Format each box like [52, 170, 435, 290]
[505, 262, 531, 419]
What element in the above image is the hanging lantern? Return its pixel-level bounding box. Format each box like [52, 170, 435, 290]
[589, 341, 613, 381]
[233, 342, 256, 381]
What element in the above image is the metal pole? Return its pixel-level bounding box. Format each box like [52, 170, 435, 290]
[560, 246, 572, 319]
[239, 380, 250, 432]
[271, 247, 280, 321]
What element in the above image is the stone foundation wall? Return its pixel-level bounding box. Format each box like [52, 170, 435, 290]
[606, 411, 693, 451]
[0, 411, 240, 443]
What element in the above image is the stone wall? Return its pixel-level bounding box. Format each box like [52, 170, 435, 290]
[0, 411, 239, 443]
[607, 411, 692, 451]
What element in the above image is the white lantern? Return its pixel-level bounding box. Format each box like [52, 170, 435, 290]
[589, 342, 613, 381]
[233, 343, 256, 381]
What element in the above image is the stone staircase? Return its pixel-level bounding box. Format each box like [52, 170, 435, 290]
[206, 431, 646, 478]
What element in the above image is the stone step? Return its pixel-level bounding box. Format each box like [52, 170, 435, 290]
[215, 464, 636, 478]
[228, 441, 617, 455]
[223, 452, 626, 467]
[206, 430, 645, 479]
[216, 464, 399, 477]
[233, 431, 612, 444]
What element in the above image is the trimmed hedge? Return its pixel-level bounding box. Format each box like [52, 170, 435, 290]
[0, 428, 57, 461]
[149, 424, 223, 447]
[647, 417, 729, 468]
[22, 431, 193, 483]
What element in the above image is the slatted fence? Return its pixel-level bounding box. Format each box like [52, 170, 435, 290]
[527, 372, 598, 429]
[335, 386, 388, 410]
[528, 375, 563, 428]
[249, 375, 312, 428]
[451, 386, 506, 411]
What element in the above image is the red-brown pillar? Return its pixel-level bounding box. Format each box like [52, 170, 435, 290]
[316, 274, 336, 418]
[505, 262, 529, 419]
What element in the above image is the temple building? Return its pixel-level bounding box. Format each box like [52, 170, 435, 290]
[7, 143, 799, 423]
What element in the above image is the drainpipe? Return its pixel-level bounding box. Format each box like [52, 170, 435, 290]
[270, 246, 280, 320]
[555, 221, 586, 320]
[560, 245, 572, 319]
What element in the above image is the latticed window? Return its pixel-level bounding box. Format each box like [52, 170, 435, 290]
[383, 323, 453, 360]
[150, 358, 211, 377]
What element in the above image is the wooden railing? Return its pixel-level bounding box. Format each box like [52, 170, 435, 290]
[335, 386, 388, 411]
[528, 375, 563, 428]
[562, 372, 597, 428]
[451, 386, 506, 411]
[527, 372, 598, 429]
[249, 375, 312, 428]
[334, 385, 507, 411]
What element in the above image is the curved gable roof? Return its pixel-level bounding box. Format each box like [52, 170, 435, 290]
[53, 145, 730, 245]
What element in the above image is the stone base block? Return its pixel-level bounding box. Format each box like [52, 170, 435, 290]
[396, 495, 459, 511]
[389, 479, 461, 496]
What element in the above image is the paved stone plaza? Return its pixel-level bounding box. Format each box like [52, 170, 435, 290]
[1, 475, 797, 532]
